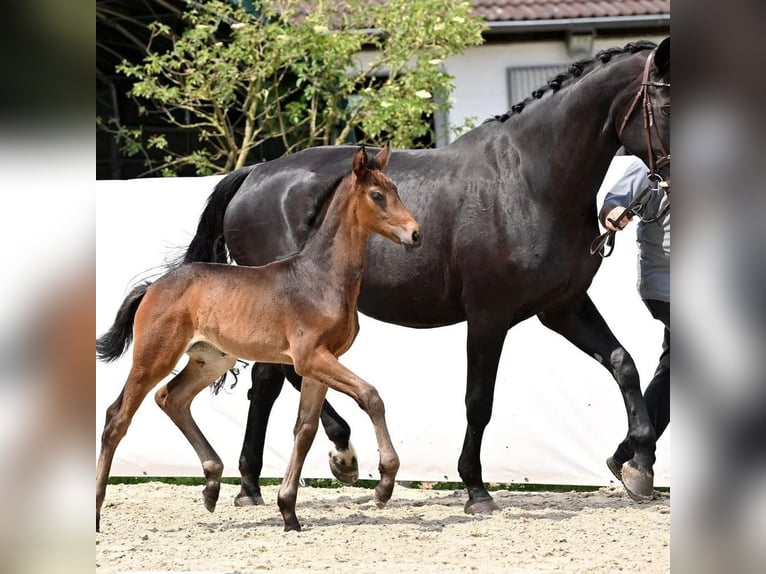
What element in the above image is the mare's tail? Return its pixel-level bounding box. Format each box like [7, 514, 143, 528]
[181, 167, 252, 264]
[96, 282, 151, 362]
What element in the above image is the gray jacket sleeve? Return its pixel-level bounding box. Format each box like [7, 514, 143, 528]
[602, 158, 649, 210]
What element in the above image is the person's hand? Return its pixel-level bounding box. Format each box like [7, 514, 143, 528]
[604, 206, 632, 232]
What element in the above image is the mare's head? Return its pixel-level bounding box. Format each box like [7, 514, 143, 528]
[350, 145, 421, 249]
[617, 37, 671, 180]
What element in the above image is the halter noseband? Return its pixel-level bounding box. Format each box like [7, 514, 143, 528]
[617, 48, 670, 182]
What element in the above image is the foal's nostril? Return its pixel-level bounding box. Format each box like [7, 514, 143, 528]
[412, 230, 421, 245]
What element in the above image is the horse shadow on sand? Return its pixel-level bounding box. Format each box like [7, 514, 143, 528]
[194, 487, 669, 532]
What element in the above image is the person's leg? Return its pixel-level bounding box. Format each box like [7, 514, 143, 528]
[609, 300, 670, 471]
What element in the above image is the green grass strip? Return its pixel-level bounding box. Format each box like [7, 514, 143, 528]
[107, 476, 668, 493]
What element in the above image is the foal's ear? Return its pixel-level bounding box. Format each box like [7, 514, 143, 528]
[654, 37, 670, 77]
[353, 145, 369, 178]
[374, 142, 391, 171]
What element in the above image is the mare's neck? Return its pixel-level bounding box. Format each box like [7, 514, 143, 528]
[298, 177, 370, 286]
[501, 51, 648, 205]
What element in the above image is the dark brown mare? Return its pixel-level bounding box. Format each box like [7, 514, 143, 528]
[96, 146, 421, 532]
[182, 39, 671, 509]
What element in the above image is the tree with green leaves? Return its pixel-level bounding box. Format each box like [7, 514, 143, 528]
[102, 0, 485, 176]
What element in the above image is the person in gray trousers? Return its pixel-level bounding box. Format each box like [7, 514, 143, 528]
[600, 157, 670, 499]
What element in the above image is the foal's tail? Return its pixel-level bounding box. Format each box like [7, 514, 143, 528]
[96, 282, 151, 362]
[180, 167, 252, 265]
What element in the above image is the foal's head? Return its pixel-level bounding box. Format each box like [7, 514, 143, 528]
[350, 145, 421, 249]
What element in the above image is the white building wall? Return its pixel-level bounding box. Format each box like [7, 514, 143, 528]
[444, 34, 668, 140]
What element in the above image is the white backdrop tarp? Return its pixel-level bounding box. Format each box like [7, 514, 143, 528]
[96, 156, 670, 486]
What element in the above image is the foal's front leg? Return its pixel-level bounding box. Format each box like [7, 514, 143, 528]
[237, 363, 358, 508]
[298, 350, 400, 507]
[284, 366, 359, 484]
[277, 377, 328, 532]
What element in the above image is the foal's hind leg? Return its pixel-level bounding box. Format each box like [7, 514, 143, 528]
[155, 345, 236, 512]
[97, 356, 179, 531]
[538, 295, 656, 501]
[277, 377, 328, 532]
[284, 366, 358, 484]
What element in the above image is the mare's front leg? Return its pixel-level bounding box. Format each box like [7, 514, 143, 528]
[458, 317, 509, 514]
[538, 294, 656, 501]
[277, 377, 328, 532]
[284, 366, 359, 483]
[296, 350, 400, 507]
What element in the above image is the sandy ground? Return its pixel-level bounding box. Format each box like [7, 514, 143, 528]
[96, 482, 669, 573]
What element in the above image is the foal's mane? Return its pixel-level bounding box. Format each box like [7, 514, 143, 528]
[298, 152, 386, 237]
[486, 40, 657, 124]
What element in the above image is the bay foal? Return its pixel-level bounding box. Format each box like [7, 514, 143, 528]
[96, 145, 420, 531]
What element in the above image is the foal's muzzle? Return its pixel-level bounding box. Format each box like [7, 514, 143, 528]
[395, 226, 422, 250]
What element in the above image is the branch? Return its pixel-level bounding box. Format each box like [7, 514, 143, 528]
[96, 10, 147, 53]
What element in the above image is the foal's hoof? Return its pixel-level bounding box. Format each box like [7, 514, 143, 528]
[329, 446, 359, 484]
[464, 497, 500, 515]
[203, 484, 220, 513]
[204, 495, 218, 513]
[621, 461, 655, 502]
[374, 484, 393, 509]
[234, 493, 265, 507]
[283, 521, 302, 532]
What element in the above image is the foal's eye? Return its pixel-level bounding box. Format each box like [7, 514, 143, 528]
[370, 191, 384, 202]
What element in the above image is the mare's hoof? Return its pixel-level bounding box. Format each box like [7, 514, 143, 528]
[464, 497, 500, 515]
[606, 456, 623, 482]
[329, 448, 359, 484]
[621, 461, 655, 502]
[234, 494, 265, 507]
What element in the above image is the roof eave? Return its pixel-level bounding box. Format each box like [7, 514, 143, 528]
[484, 14, 671, 35]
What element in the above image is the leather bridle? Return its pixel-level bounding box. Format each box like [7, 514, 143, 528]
[589, 49, 671, 258]
[617, 48, 671, 184]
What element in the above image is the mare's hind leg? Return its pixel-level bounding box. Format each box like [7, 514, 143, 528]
[538, 294, 656, 501]
[284, 366, 358, 484]
[97, 356, 180, 531]
[155, 343, 236, 512]
[235, 362, 286, 506]
[277, 377, 328, 532]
